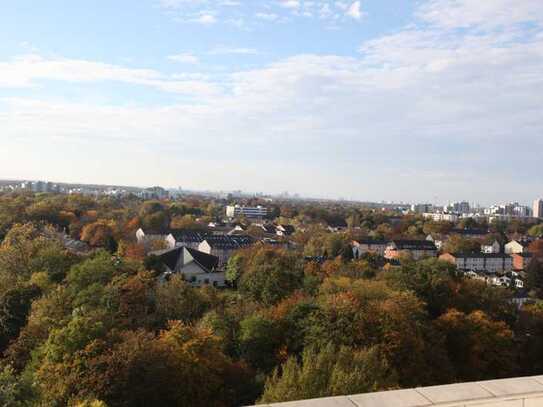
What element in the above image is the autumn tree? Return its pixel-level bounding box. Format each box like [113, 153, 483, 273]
[260, 344, 397, 403]
[435, 309, 515, 381]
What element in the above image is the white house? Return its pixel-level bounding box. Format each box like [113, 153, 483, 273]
[150, 246, 225, 287]
[482, 240, 501, 254]
[505, 239, 532, 254]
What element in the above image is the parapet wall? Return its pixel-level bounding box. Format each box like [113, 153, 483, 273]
[254, 375, 543, 406]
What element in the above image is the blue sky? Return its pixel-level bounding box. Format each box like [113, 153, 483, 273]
[1, 0, 542, 205]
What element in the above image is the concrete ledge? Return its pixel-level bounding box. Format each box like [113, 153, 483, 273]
[253, 375, 543, 407]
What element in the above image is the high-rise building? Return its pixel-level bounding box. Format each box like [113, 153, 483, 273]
[534, 199, 543, 218]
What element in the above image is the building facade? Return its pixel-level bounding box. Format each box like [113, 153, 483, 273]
[226, 205, 268, 219]
[440, 253, 513, 273]
[534, 199, 543, 219]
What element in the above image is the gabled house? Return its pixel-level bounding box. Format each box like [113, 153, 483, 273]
[505, 239, 533, 254]
[384, 240, 437, 260]
[482, 240, 501, 254]
[149, 246, 225, 287]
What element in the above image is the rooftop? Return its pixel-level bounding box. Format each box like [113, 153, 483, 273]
[253, 375, 543, 406]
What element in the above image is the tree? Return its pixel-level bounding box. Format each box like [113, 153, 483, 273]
[0, 365, 35, 406]
[0, 285, 42, 352]
[529, 239, 543, 259]
[238, 247, 304, 306]
[434, 309, 515, 381]
[528, 224, 543, 238]
[81, 221, 117, 251]
[526, 258, 543, 298]
[304, 279, 448, 387]
[79, 322, 255, 407]
[260, 344, 397, 403]
[383, 258, 457, 318]
[155, 275, 209, 325]
[442, 235, 481, 254]
[239, 315, 281, 373]
[515, 302, 543, 375]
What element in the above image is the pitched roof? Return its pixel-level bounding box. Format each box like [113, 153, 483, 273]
[451, 253, 511, 259]
[149, 246, 218, 272]
[450, 228, 488, 236]
[150, 246, 183, 271]
[389, 240, 437, 250]
[185, 247, 219, 271]
[203, 234, 254, 250]
[170, 230, 209, 243]
[354, 239, 388, 245]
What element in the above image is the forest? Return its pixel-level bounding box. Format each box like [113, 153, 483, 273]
[0, 192, 543, 406]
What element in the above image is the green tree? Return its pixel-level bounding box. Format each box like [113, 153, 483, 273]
[238, 247, 304, 306]
[0, 285, 42, 352]
[260, 344, 397, 403]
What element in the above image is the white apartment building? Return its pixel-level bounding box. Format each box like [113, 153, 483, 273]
[226, 205, 268, 219]
[423, 212, 459, 222]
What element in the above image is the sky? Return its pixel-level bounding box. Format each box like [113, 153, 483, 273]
[0, 0, 542, 205]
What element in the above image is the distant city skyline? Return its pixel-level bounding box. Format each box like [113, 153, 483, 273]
[1, 178, 540, 209]
[1, 0, 542, 204]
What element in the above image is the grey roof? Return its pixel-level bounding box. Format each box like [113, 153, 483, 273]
[149, 246, 218, 272]
[390, 240, 437, 250]
[452, 253, 512, 259]
[170, 230, 209, 243]
[203, 234, 254, 250]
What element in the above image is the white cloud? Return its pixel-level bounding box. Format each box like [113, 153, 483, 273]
[194, 13, 217, 24]
[255, 12, 279, 21]
[0, 54, 218, 96]
[279, 0, 300, 10]
[2, 0, 543, 202]
[168, 53, 200, 64]
[418, 0, 543, 29]
[346, 1, 363, 20]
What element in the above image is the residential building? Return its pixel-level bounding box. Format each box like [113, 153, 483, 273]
[534, 199, 543, 219]
[136, 228, 168, 250]
[482, 240, 501, 254]
[150, 246, 225, 287]
[505, 239, 533, 254]
[440, 252, 513, 273]
[511, 252, 533, 271]
[226, 205, 268, 219]
[352, 239, 388, 257]
[425, 234, 444, 250]
[449, 228, 488, 239]
[384, 240, 437, 260]
[167, 230, 208, 250]
[198, 235, 254, 267]
[423, 212, 459, 222]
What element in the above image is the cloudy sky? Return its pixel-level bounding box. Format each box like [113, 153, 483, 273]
[1, 0, 542, 205]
